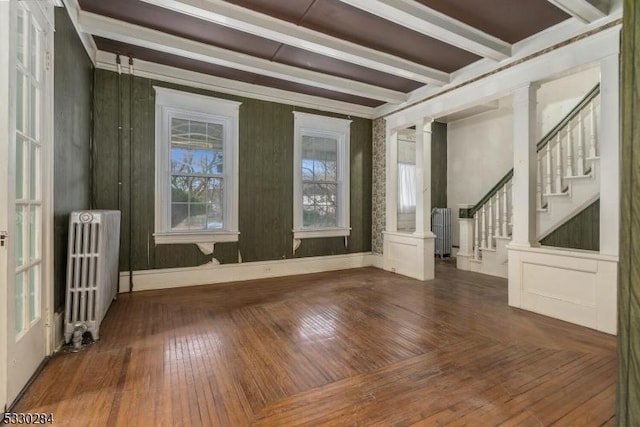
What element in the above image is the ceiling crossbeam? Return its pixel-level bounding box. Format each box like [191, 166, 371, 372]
[337, 0, 512, 61]
[545, 0, 609, 23]
[138, 0, 449, 86]
[78, 11, 408, 104]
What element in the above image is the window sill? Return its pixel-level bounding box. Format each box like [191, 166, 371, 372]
[293, 227, 351, 239]
[154, 231, 239, 245]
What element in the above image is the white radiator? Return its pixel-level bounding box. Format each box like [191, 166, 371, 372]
[431, 208, 452, 258]
[64, 210, 121, 343]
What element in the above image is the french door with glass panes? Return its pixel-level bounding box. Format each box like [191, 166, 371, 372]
[1, 0, 53, 407]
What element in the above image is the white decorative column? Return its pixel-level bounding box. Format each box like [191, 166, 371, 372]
[385, 126, 398, 233]
[598, 53, 620, 257]
[508, 83, 538, 307]
[383, 118, 435, 281]
[510, 84, 538, 248]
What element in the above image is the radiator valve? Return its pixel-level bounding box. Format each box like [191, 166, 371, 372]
[72, 323, 88, 350]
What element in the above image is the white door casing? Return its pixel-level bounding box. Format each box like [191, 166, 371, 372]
[1, 0, 54, 409]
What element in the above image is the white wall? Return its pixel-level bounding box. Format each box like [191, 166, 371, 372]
[537, 67, 601, 138]
[447, 67, 600, 246]
[447, 101, 514, 246]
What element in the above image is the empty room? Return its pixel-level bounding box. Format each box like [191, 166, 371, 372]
[0, 0, 638, 425]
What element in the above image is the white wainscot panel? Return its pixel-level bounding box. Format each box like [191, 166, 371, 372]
[383, 231, 435, 281]
[508, 245, 617, 334]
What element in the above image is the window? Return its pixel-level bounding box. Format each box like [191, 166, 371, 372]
[154, 87, 241, 244]
[293, 112, 351, 239]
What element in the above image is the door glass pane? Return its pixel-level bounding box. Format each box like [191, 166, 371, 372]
[16, 70, 25, 133]
[29, 19, 39, 79]
[15, 135, 24, 199]
[15, 273, 24, 334]
[15, 205, 25, 267]
[29, 205, 38, 260]
[29, 84, 39, 140]
[29, 266, 39, 323]
[16, 7, 25, 66]
[29, 144, 38, 199]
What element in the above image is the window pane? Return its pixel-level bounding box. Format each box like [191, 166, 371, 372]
[15, 135, 24, 199]
[29, 265, 38, 322]
[15, 205, 25, 267]
[302, 136, 337, 181]
[302, 183, 338, 228]
[171, 118, 223, 175]
[15, 273, 24, 334]
[206, 178, 223, 229]
[170, 203, 189, 230]
[188, 204, 207, 230]
[206, 122, 224, 150]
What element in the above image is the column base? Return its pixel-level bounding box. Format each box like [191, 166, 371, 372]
[382, 231, 436, 281]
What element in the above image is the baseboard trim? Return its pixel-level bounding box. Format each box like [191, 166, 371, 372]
[53, 311, 65, 351]
[371, 253, 384, 269]
[119, 252, 376, 292]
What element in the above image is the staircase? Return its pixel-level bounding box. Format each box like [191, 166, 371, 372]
[456, 85, 601, 278]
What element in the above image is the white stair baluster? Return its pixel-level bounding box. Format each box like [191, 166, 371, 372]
[577, 111, 585, 175]
[487, 198, 493, 249]
[566, 121, 574, 177]
[495, 192, 502, 238]
[555, 134, 563, 193]
[589, 99, 597, 158]
[481, 205, 487, 249]
[537, 157, 544, 209]
[474, 214, 480, 259]
[545, 143, 553, 194]
[502, 183, 509, 237]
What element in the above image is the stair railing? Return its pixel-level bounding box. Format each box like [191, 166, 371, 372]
[459, 84, 600, 260]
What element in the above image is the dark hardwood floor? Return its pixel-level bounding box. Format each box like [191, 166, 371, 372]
[13, 260, 616, 426]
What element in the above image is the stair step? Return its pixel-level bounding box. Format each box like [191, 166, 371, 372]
[480, 247, 496, 252]
[564, 172, 592, 180]
[537, 208, 548, 213]
[586, 156, 600, 162]
[543, 191, 569, 197]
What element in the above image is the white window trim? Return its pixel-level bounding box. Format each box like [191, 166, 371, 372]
[154, 86, 241, 245]
[293, 111, 351, 240]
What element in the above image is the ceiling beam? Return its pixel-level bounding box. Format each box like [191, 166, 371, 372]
[78, 12, 408, 104]
[336, 0, 511, 61]
[138, 0, 449, 86]
[95, 51, 376, 118]
[545, 0, 609, 23]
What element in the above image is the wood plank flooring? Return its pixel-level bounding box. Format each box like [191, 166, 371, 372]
[13, 261, 617, 426]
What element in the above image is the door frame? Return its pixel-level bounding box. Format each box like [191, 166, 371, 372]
[0, 0, 55, 411]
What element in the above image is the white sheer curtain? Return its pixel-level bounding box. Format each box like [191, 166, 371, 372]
[397, 162, 416, 213]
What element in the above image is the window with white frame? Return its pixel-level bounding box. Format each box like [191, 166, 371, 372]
[154, 87, 241, 244]
[293, 112, 351, 239]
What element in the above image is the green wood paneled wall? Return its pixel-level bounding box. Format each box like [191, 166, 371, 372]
[431, 121, 447, 208]
[52, 8, 93, 311]
[540, 200, 599, 251]
[92, 70, 372, 271]
[618, 1, 640, 424]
